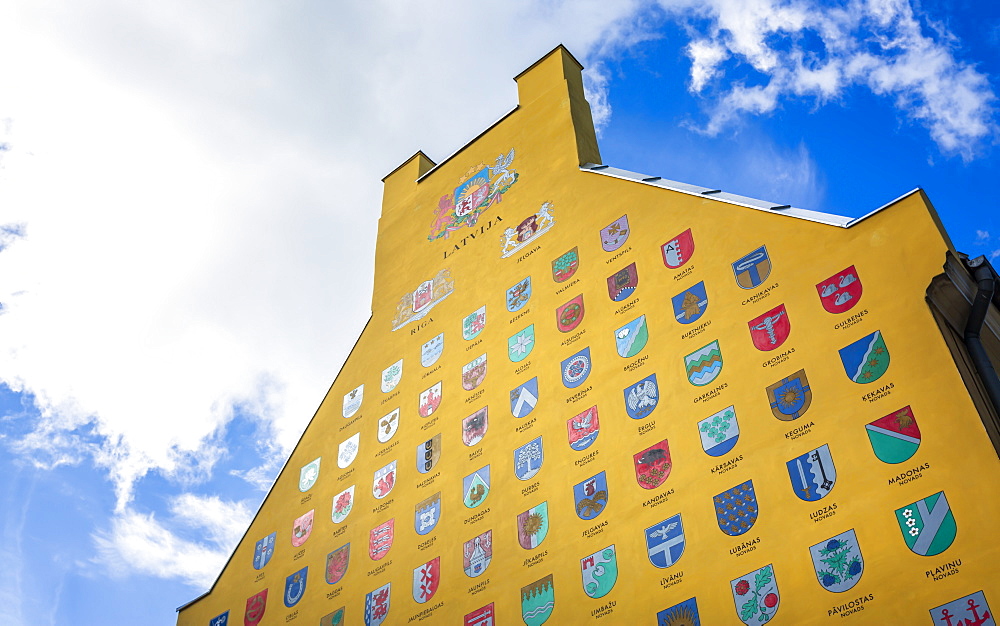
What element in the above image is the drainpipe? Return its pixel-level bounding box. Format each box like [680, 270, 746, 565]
[963, 255, 1000, 415]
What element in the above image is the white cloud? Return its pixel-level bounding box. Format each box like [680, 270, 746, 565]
[976, 230, 991, 242]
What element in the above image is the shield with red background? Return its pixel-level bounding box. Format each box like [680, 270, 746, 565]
[817, 265, 862, 314]
[748, 304, 791, 351]
[556, 295, 585, 332]
[244, 590, 267, 626]
[634, 440, 672, 489]
[368, 519, 394, 561]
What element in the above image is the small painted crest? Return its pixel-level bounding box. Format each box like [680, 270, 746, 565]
[566, 405, 599, 451]
[517, 501, 550, 549]
[514, 436, 544, 480]
[464, 465, 491, 508]
[662, 229, 695, 269]
[607, 262, 638, 301]
[416, 434, 442, 474]
[600, 215, 629, 251]
[465, 603, 495, 626]
[766, 369, 812, 420]
[657, 598, 699, 626]
[343, 384, 363, 418]
[253, 532, 276, 570]
[748, 304, 790, 351]
[817, 265, 862, 314]
[551, 246, 580, 283]
[672, 282, 708, 324]
[634, 440, 672, 489]
[414, 491, 441, 536]
[377, 409, 399, 444]
[210, 610, 229, 626]
[510, 377, 538, 418]
[244, 590, 267, 626]
[320, 608, 345, 626]
[419, 382, 442, 417]
[364, 582, 391, 626]
[699, 405, 740, 457]
[462, 354, 487, 391]
[732, 245, 772, 290]
[501, 201, 555, 258]
[574, 471, 609, 520]
[368, 519, 394, 561]
[714, 480, 758, 536]
[731, 564, 779, 625]
[392, 269, 455, 331]
[372, 460, 396, 500]
[580, 545, 618, 599]
[561, 347, 592, 388]
[299, 580, 326, 614]
[380, 359, 402, 393]
[930, 591, 995, 626]
[427, 148, 516, 241]
[463, 306, 487, 341]
[421, 333, 444, 367]
[463, 530, 493, 577]
[839, 330, 890, 383]
[509, 326, 535, 362]
[866, 405, 921, 464]
[555, 295, 585, 333]
[623, 373, 658, 419]
[337, 432, 360, 469]
[507, 277, 532, 312]
[645, 514, 685, 569]
[810, 529, 863, 593]
[291, 509, 313, 547]
[787, 444, 837, 501]
[895, 491, 957, 556]
[685, 340, 722, 386]
[412, 557, 440, 604]
[325, 544, 350, 585]
[615, 314, 649, 358]
[332, 485, 354, 524]
[463, 407, 488, 447]
[521, 574, 555, 626]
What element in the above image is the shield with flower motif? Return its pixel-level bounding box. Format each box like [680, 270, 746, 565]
[509, 326, 535, 362]
[412, 557, 440, 604]
[419, 382, 442, 417]
[699, 405, 740, 457]
[377, 409, 399, 444]
[839, 330, 890, 383]
[552, 247, 579, 283]
[284, 567, 307, 607]
[607, 262, 638, 301]
[326, 544, 350, 585]
[372, 461, 396, 499]
[291, 509, 313, 547]
[299, 457, 320, 492]
[507, 277, 531, 312]
[244, 589, 267, 626]
[465, 603, 495, 626]
[810, 529, 863, 593]
[343, 384, 363, 418]
[464, 466, 491, 508]
[320, 608, 345, 626]
[615, 314, 648, 358]
[865, 406, 921, 464]
[521, 575, 555, 626]
[580, 545, 618, 599]
[634, 440, 671, 489]
[421, 333, 444, 367]
[253, 532, 275, 570]
[623, 373, 658, 419]
[731, 564, 780, 625]
[414, 492, 441, 536]
[566, 405, 599, 451]
[368, 519, 394, 561]
[463, 407, 488, 446]
[463, 306, 486, 340]
[464, 530, 493, 577]
[416, 434, 441, 474]
[748, 304, 790, 351]
[331, 485, 354, 524]
[766, 370, 812, 421]
[514, 436, 543, 480]
[517, 501, 549, 549]
[364, 582, 391, 626]
[380, 359, 402, 393]
[671, 282, 708, 325]
[561, 347, 591, 388]
[555, 295, 584, 333]
[338, 432, 360, 468]
[714, 480, 758, 536]
[895, 491, 957, 556]
[817, 266, 862, 314]
[574, 471, 609, 520]
[463, 355, 487, 390]
[662, 229, 695, 269]
[600, 215, 629, 251]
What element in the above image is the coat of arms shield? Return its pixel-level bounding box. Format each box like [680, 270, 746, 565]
[464, 465, 490, 508]
[500, 203, 555, 258]
[514, 436, 543, 480]
[810, 529, 863, 593]
[555, 295, 584, 333]
[284, 566, 307, 607]
[566, 405, 599, 451]
[421, 333, 444, 367]
[766, 369, 812, 420]
[253, 532, 275, 570]
[364, 582, 390, 626]
[462, 354, 487, 391]
[930, 591, 994, 626]
[337, 433, 360, 469]
[299, 457, 320, 492]
[615, 314, 648, 358]
[463, 407, 488, 447]
[561, 347, 591, 388]
[817, 265, 862, 314]
[209, 610, 229, 626]
[580, 545, 618, 599]
[634, 440, 671, 489]
[244, 590, 267, 626]
[551, 246, 579, 283]
[377, 409, 399, 444]
[895, 491, 957, 556]
[372, 461, 396, 500]
[699, 405, 740, 457]
[787, 444, 837, 501]
[419, 381, 442, 417]
[412, 557, 440, 604]
[600, 215, 629, 251]
[507, 277, 531, 312]
[291, 509, 313, 547]
[463, 305, 486, 340]
[416, 434, 441, 473]
[368, 519, 394, 561]
[748, 303, 790, 351]
[839, 330, 890, 383]
[662, 228, 695, 268]
[465, 603, 495, 626]
[521, 575, 555, 626]
[623, 373, 658, 419]
[607, 262, 638, 301]
[645, 514, 685, 568]
[732, 245, 772, 290]
[343, 384, 363, 418]
[331, 485, 354, 524]
[464, 530, 493, 577]
[657, 598, 699, 626]
[866, 406, 921, 464]
[325, 544, 350, 585]
[509, 326, 535, 362]
[320, 609, 344, 626]
[574, 471, 609, 520]
[672, 281, 708, 324]
[380, 359, 402, 393]
[714, 480, 758, 536]
[414, 492, 441, 536]
[685, 340, 722, 386]
[731, 564, 779, 625]
[510, 378, 538, 419]
[517, 501, 549, 549]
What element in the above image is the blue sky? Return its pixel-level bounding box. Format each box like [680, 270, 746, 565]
[0, 1, 997, 624]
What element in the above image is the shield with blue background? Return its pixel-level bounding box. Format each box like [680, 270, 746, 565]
[509, 326, 535, 362]
[731, 564, 779, 625]
[517, 501, 549, 549]
[507, 276, 532, 312]
[839, 330, 890, 383]
[464, 465, 490, 508]
[645, 514, 685, 569]
[364, 582, 391, 626]
[787, 444, 837, 501]
[766, 369, 812, 420]
[464, 530, 493, 577]
[514, 436, 544, 480]
[600, 215, 629, 251]
[510, 377, 538, 418]
[209, 610, 229, 626]
[672, 281, 708, 324]
[421, 333, 444, 367]
[685, 340, 722, 386]
[866, 406, 921, 464]
[714, 480, 758, 536]
[657, 598, 699, 626]
[895, 491, 957, 556]
[561, 347, 591, 388]
[607, 262, 638, 301]
[580, 545, 618, 599]
[699, 405, 739, 457]
[414, 492, 441, 536]
[732, 245, 772, 290]
[521, 575, 555, 626]
[810, 529, 863, 593]
[253, 532, 276, 570]
[615, 314, 648, 358]
[930, 591, 994, 626]
[283, 566, 308, 608]
[623, 373, 658, 419]
[574, 471, 609, 521]
[566, 406, 599, 451]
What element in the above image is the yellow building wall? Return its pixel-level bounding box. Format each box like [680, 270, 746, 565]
[178, 46, 1000, 626]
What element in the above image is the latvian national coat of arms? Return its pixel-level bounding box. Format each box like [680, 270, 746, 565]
[428, 148, 518, 241]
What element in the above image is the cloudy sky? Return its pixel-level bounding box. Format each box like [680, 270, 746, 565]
[1, 1, 997, 623]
